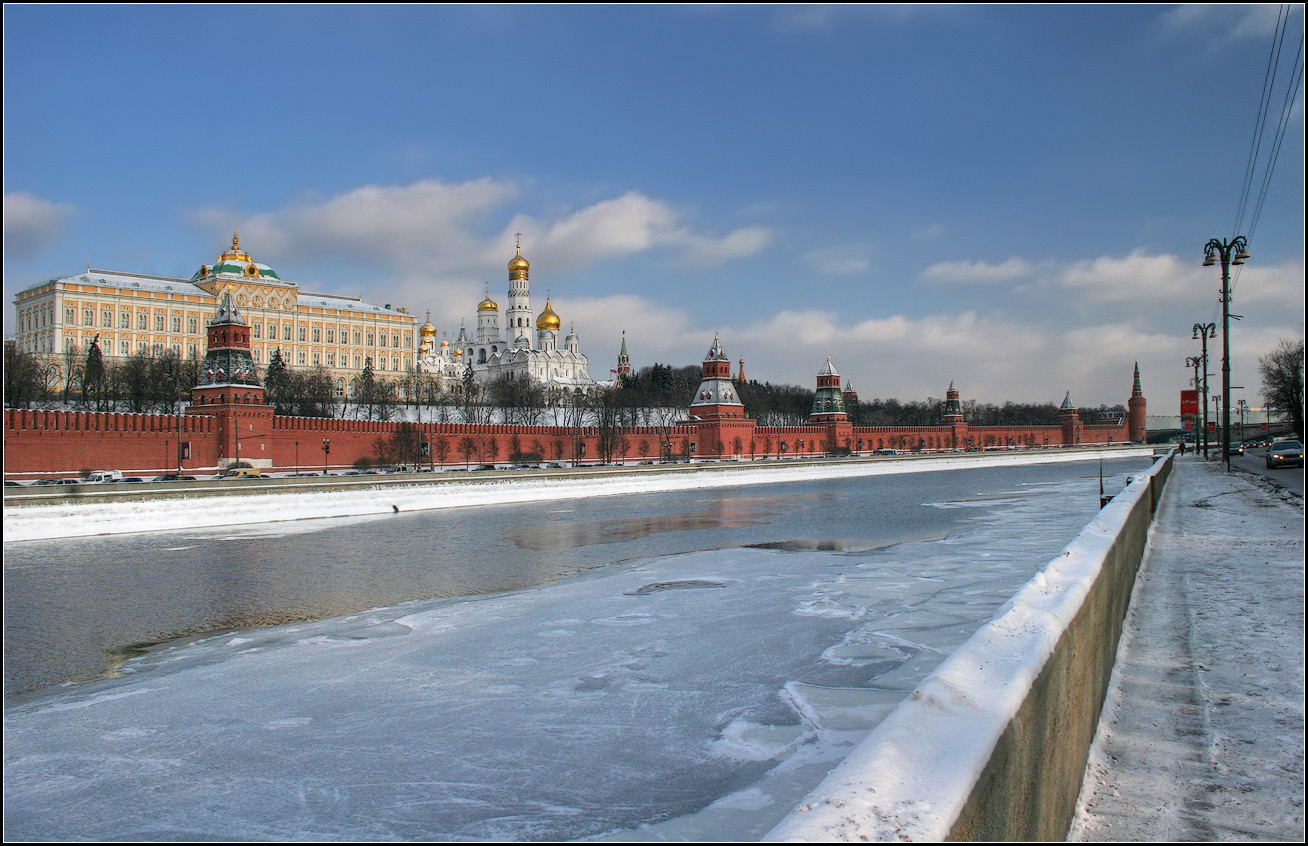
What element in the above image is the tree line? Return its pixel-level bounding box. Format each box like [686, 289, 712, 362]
[7, 344, 1173, 432]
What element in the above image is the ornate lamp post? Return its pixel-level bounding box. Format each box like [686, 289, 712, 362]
[1203, 236, 1250, 471]
[1185, 355, 1202, 452]
[1237, 399, 1248, 446]
[1191, 322, 1217, 459]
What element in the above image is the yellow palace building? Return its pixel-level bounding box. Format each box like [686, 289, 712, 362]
[12, 234, 417, 398]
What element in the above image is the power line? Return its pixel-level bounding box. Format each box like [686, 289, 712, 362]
[1232, 4, 1290, 238]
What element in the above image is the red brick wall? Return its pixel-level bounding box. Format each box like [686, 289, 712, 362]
[3, 408, 1134, 480]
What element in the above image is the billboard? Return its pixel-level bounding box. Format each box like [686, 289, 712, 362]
[1180, 389, 1199, 417]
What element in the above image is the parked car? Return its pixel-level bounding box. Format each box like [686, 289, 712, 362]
[1227, 442, 1245, 456]
[85, 470, 123, 483]
[1266, 440, 1304, 469]
[154, 474, 197, 482]
[873, 448, 898, 456]
[114, 477, 147, 483]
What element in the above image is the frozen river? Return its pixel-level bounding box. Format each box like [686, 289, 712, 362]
[4, 454, 1150, 840]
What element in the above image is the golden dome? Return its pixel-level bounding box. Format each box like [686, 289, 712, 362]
[536, 297, 561, 331]
[477, 294, 499, 312]
[219, 231, 251, 263]
[420, 312, 437, 337]
[508, 241, 530, 280]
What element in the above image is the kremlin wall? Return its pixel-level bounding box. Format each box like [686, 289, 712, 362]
[2, 303, 1148, 480]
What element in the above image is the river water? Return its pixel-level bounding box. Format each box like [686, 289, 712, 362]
[3, 457, 1147, 698]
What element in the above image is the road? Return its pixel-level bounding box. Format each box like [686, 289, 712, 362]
[1225, 443, 1304, 497]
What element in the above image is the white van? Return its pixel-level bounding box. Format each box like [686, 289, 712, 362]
[85, 470, 123, 483]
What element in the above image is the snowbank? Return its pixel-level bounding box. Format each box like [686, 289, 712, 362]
[764, 450, 1174, 842]
[2, 448, 1150, 543]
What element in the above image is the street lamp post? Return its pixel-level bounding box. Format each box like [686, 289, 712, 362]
[1185, 355, 1202, 453]
[1203, 236, 1250, 471]
[1191, 322, 1216, 459]
[1237, 399, 1248, 446]
[322, 438, 331, 476]
[1212, 394, 1222, 455]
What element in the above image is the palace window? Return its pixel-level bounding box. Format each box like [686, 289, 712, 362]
[353, 354, 362, 369]
[327, 352, 335, 367]
[252, 349, 261, 363]
[138, 341, 149, 354]
[313, 352, 321, 366]
[66, 308, 75, 324]
[121, 340, 130, 355]
[367, 332, 375, 346]
[103, 310, 112, 328]
[84, 309, 94, 326]
[189, 345, 198, 359]
[155, 315, 165, 332]
[121, 312, 131, 329]
[297, 351, 306, 365]
[252, 323, 261, 339]
[404, 333, 412, 349]
[189, 317, 198, 334]
[172, 316, 181, 333]
[312, 327, 321, 342]
[138, 313, 148, 330]
[379, 333, 387, 348]
[298, 326, 306, 342]
[393, 333, 400, 349]
[354, 331, 362, 345]
[326, 328, 335, 344]
[283, 325, 292, 341]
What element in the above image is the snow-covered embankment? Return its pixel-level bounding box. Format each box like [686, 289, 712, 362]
[765, 450, 1176, 842]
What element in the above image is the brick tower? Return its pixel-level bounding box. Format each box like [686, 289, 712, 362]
[188, 292, 273, 468]
[1128, 361, 1147, 443]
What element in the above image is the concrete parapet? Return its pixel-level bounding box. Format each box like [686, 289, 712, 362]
[765, 450, 1174, 842]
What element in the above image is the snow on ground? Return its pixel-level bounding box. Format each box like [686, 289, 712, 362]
[3, 454, 1131, 841]
[2, 449, 1147, 543]
[1069, 458, 1305, 841]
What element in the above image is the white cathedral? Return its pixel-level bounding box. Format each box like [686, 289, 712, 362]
[416, 240, 595, 397]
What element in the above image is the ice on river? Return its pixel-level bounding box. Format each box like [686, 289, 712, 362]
[3, 454, 1143, 841]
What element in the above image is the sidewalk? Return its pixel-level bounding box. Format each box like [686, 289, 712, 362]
[1069, 456, 1305, 840]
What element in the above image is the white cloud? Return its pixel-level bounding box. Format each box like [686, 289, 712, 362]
[921, 256, 1034, 283]
[504, 191, 770, 272]
[3, 192, 74, 259]
[804, 246, 870, 275]
[1161, 4, 1296, 41]
[240, 178, 518, 267]
[194, 182, 769, 283]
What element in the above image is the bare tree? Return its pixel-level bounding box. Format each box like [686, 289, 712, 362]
[1260, 338, 1305, 439]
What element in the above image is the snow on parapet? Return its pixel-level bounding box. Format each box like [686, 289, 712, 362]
[764, 457, 1167, 842]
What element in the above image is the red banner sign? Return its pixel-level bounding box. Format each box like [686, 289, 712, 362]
[1180, 389, 1199, 417]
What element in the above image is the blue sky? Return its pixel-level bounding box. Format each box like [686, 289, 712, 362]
[4, 5, 1303, 415]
